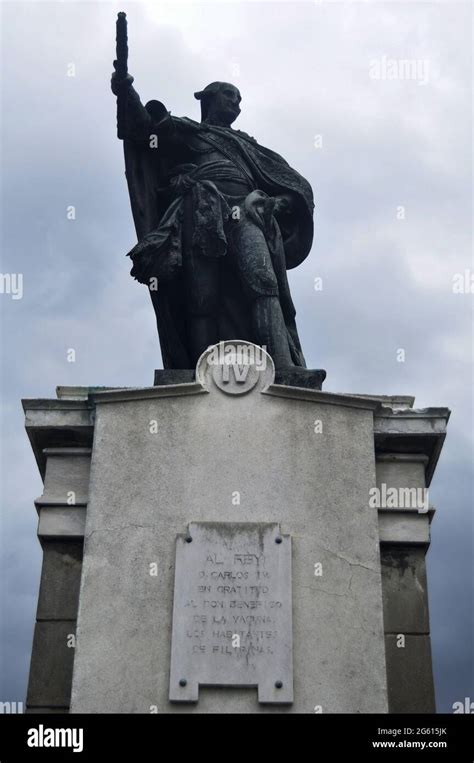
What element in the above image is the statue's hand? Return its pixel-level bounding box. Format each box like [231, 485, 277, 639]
[111, 61, 134, 95]
[273, 193, 295, 219]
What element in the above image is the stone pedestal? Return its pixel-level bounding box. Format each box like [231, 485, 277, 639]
[22, 342, 449, 713]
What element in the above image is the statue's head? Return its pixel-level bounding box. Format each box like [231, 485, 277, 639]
[194, 82, 241, 127]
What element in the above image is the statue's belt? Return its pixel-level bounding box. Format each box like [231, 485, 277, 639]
[168, 160, 255, 194]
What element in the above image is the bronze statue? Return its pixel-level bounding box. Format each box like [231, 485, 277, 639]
[112, 13, 315, 372]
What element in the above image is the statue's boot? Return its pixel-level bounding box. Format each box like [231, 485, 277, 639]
[253, 295, 326, 389]
[253, 296, 294, 371]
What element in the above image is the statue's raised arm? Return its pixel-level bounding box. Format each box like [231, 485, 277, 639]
[112, 12, 160, 141]
[112, 14, 316, 375]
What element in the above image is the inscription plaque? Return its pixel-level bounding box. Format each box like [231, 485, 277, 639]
[169, 522, 293, 704]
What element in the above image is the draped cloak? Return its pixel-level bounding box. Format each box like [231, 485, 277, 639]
[122, 105, 315, 369]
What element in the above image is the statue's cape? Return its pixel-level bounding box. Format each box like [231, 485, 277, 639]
[123, 114, 314, 367]
[124, 115, 314, 267]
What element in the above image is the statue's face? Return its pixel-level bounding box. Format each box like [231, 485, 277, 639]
[207, 83, 241, 126]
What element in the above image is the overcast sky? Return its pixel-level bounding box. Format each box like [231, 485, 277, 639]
[0, 0, 472, 713]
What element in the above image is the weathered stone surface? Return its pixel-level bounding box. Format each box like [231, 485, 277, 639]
[38, 507, 87, 540]
[22, 344, 450, 714]
[22, 398, 94, 479]
[374, 409, 450, 486]
[378, 511, 431, 545]
[381, 547, 430, 634]
[169, 522, 293, 704]
[26, 622, 76, 708]
[39, 448, 91, 506]
[385, 634, 436, 713]
[376, 454, 427, 491]
[70, 354, 387, 713]
[36, 541, 83, 621]
[196, 342, 275, 395]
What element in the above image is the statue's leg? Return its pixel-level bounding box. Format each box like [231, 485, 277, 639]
[230, 213, 294, 370]
[184, 250, 220, 367]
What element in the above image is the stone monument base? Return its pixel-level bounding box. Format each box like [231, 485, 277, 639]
[22, 342, 449, 713]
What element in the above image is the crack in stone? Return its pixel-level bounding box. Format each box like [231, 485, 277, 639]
[293, 535, 379, 573]
[86, 523, 157, 539]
